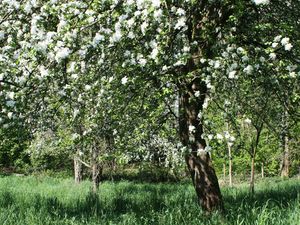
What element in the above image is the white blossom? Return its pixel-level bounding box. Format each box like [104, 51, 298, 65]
[128, 31, 135, 39]
[92, 33, 105, 46]
[242, 55, 249, 62]
[6, 100, 15, 107]
[274, 35, 282, 42]
[228, 70, 237, 79]
[229, 136, 236, 142]
[259, 57, 266, 63]
[253, 0, 269, 5]
[224, 131, 230, 139]
[39, 66, 49, 77]
[85, 85, 91, 91]
[174, 17, 186, 30]
[154, 9, 163, 19]
[111, 30, 122, 42]
[289, 72, 296, 78]
[284, 43, 293, 51]
[214, 60, 220, 69]
[150, 48, 159, 59]
[121, 76, 128, 84]
[73, 108, 79, 118]
[151, 0, 161, 8]
[269, 53, 276, 60]
[208, 134, 213, 140]
[55, 47, 71, 62]
[203, 97, 210, 109]
[243, 65, 253, 75]
[244, 118, 252, 124]
[71, 74, 78, 79]
[176, 8, 186, 16]
[141, 22, 148, 35]
[222, 52, 229, 58]
[127, 18, 135, 27]
[7, 112, 13, 119]
[108, 77, 114, 83]
[189, 125, 196, 133]
[237, 47, 245, 55]
[139, 58, 147, 66]
[216, 133, 223, 140]
[7, 92, 15, 99]
[281, 37, 290, 46]
[224, 100, 231, 105]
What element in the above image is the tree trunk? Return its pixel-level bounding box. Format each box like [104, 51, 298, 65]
[185, 152, 224, 212]
[223, 163, 226, 183]
[179, 80, 224, 212]
[281, 135, 289, 178]
[249, 155, 255, 195]
[225, 122, 233, 187]
[74, 153, 82, 184]
[228, 143, 233, 187]
[92, 145, 101, 193]
[249, 122, 263, 195]
[261, 163, 264, 179]
[280, 109, 290, 178]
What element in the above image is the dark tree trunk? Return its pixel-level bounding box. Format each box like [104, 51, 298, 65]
[185, 152, 224, 212]
[74, 150, 82, 184]
[179, 79, 224, 212]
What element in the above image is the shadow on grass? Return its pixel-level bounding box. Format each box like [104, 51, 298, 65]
[223, 180, 300, 211]
[0, 179, 299, 222]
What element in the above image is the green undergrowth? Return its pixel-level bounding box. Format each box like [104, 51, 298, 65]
[0, 176, 299, 224]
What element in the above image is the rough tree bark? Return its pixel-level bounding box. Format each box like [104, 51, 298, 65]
[179, 79, 224, 212]
[175, 0, 235, 212]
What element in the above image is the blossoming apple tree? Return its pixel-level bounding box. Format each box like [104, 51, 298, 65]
[1, 0, 299, 212]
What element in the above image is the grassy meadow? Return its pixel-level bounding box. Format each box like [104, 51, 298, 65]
[0, 175, 299, 225]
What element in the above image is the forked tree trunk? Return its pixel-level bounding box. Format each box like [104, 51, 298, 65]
[74, 151, 82, 184]
[249, 122, 263, 195]
[179, 80, 224, 212]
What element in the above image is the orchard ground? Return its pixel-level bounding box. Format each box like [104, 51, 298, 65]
[0, 175, 299, 225]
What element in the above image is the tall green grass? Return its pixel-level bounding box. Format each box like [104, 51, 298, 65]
[0, 175, 299, 224]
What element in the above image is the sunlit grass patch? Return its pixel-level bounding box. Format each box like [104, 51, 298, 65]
[0, 176, 299, 224]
